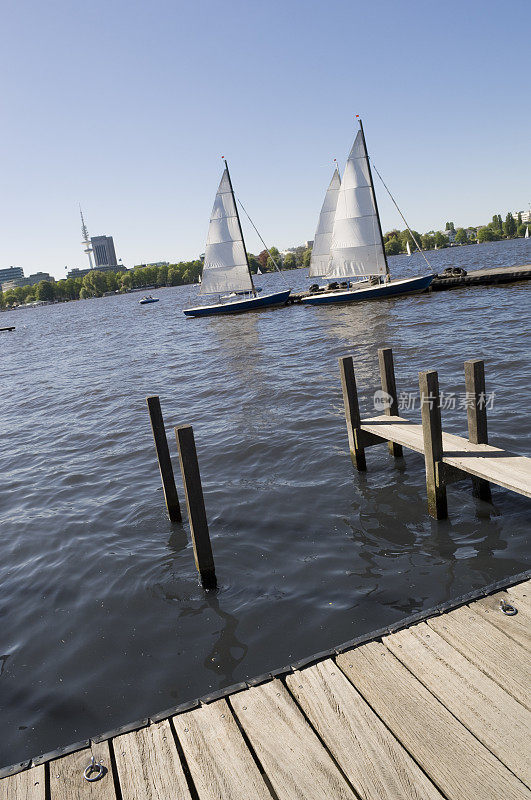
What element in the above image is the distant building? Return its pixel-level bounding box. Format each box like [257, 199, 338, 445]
[512, 210, 531, 223]
[305, 240, 314, 249]
[91, 235, 118, 269]
[66, 267, 92, 279]
[26, 272, 55, 286]
[0, 266, 24, 285]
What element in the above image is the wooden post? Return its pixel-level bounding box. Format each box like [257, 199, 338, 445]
[146, 396, 182, 523]
[175, 425, 216, 589]
[378, 347, 403, 458]
[339, 356, 366, 470]
[419, 371, 448, 519]
[464, 359, 492, 502]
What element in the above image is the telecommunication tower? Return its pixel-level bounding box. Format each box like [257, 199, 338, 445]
[79, 206, 95, 271]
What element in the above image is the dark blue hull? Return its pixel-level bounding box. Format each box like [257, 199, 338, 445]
[183, 289, 291, 317]
[301, 274, 434, 305]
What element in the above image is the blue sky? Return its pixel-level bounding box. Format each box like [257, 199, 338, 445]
[2, 0, 529, 279]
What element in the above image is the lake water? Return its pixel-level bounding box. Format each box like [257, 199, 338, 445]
[1, 238, 530, 767]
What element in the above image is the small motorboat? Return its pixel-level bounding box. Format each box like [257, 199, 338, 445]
[139, 295, 159, 305]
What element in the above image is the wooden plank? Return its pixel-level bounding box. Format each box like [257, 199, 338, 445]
[464, 359, 492, 500]
[146, 395, 182, 522]
[384, 623, 531, 784]
[337, 642, 529, 800]
[286, 659, 444, 800]
[361, 416, 425, 453]
[175, 425, 216, 588]
[507, 581, 531, 610]
[427, 605, 530, 709]
[172, 699, 271, 800]
[339, 355, 367, 470]
[113, 721, 192, 800]
[49, 741, 116, 799]
[419, 370, 447, 518]
[471, 590, 531, 649]
[378, 347, 403, 458]
[230, 678, 357, 800]
[0, 766, 45, 800]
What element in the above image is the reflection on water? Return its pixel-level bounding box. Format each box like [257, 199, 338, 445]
[0, 238, 530, 767]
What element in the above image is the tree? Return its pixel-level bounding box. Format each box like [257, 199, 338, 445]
[283, 252, 297, 270]
[517, 224, 528, 237]
[454, 228, 468, 245]
[266, 247, 281, 271]
[257, 250, 268, 270]
[83, 270, 107, 296]
[247, 253, 260, 274]
[445, 221, 455, 231]
[421, 234, 435, 250]
[434, 232, 450, 248]
[302, 248, 312, 267]
[385, 238, 401, 256]
[0, 290, 4, 309]
[477, 226, 500, 243]
[35, 280, 55, 301]
[503, 212, 517, 238]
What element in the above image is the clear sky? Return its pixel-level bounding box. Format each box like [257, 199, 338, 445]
[2, 0, 530, 279]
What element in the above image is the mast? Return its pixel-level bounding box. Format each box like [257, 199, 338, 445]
[358, 118, 390, 278]
[223, 159, 256, 296]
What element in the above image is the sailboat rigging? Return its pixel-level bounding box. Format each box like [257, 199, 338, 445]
[302, 118, 434, 306]
[183, 161, 291, 317]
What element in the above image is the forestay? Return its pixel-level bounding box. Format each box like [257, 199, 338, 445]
[200, 168, 254, 296]
[309, 168, 341, 277]
[327, 130, 387, 279]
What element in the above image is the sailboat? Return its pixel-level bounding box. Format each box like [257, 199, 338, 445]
[302, 119, 434, 306]
[406, 240, 411, 256]
[183, 162, 291, 317]
[526, 226, 529, 239]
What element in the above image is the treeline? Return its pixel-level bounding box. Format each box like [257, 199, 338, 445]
[383, 212, 528, 256]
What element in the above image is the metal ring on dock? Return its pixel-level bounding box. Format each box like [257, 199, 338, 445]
[83, 756, 106, 782]
[499, 599, 517, 616]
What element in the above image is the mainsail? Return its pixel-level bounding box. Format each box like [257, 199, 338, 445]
[199, 167, 254, 296]
[327, 129, 387, 279]
[308, 168, 341, 277]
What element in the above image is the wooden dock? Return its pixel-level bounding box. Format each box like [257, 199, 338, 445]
[288, 263, 531, 302]
[2, 574, 529, 799]
[339, 350, 531, 518]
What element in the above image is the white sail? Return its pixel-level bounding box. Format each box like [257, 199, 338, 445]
[526, 226, 529, 239]
[199, 167, 254, 296]
[327, 130, 387, 279]
[406, 240, 411, 256]
[308, 168, 341, 277]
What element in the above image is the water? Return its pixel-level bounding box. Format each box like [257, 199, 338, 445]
[1, 238, 530, 767]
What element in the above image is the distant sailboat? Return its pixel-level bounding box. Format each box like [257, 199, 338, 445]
[406, 240, 411, 256]
[434, 242, 438, 250]
[526, 225, 529, 239]
[303, 119, 433, 306]
[183, 162, 291, 317]
[257, 266, 263, 275]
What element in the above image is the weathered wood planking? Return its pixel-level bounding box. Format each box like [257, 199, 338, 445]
[384, 622, 531, 784]
[471, 590, 531, 649]
[113, 720, 192, 800]
[172, 699, 271, 800]
[49, 742, 116, 799]
[361, 415, 531, 497]
[427, 604, 530, 709]
[286, 659, 444, 800]
[230, 679, 358, 800]
[507, 581, 531, 610]
[0, 766, 45, 800]
[336, 642, 529, 800]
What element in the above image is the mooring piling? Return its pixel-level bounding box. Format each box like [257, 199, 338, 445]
[339, 355, 367, 470]
[419, 370, 448, 519]
[464, 359, 492, 502]
[146, 395, 182, 523]
[175, 424, 216, 589]
[378, 347, 403, 458]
